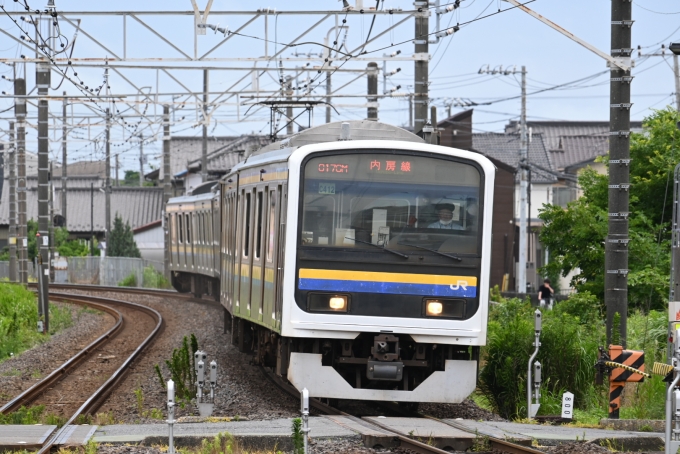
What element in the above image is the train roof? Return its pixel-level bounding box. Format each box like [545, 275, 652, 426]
[227, 120, 424, 176]
[167, 191, 215, 206]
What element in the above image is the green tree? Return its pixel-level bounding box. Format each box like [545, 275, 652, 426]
[107, 213, 141, 258]
[123, 170, 140, 186]
[539, 108, 678, 311]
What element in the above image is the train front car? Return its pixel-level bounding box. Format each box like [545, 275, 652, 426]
[284, 138, 495, 403]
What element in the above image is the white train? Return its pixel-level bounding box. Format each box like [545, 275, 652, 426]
[166, 120, 495, 404]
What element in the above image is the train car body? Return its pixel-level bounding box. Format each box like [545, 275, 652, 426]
[166, 190, 220, 299]
[217, 121, 495, 404]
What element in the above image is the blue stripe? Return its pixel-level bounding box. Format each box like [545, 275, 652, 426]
[299, 278, 477, 298]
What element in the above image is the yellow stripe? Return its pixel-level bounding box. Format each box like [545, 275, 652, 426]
[299, 268, 477, 286]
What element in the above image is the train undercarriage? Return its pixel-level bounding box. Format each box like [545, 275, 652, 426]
[171, 272, 220, 301]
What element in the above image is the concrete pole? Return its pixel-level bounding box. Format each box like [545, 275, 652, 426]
[163, 106, 172, 281]
[49, 161, 55, 283]
[61, 92, 67, 229]
[325, 72, 332, 123]
[414, 2, 429, 134]
[9, 121, 17, 282]
[115, 155, 119, 187]
[518, 66, 528, 294]
[15, 78, 27, 284]
[139, 133, 144, 186]
[367, 62, 379, 121]
[37, 62, 50, 330]
[605, 0, 632, 355]
[105, 108, 111, 249]
[286, 76, 294, 136]
[674, 54, 680, 112]
[202, 69, 208, 182]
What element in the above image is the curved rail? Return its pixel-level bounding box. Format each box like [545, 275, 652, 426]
[39, 292, 163, 454]
[0, 295, 123, 414]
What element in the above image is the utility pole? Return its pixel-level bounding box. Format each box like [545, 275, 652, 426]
[61, 92, 67, 228]
[606, 0, 632, 355]
[675, 53, 680, 112]
[518, 66, 528, 294]
[115, 155, 119, 187]
[139, 133, 144, 186]
[414, 1, 429, 134]
[9, 121, 17, 282]
[202, 69, 208, 182]
[49, 161, 55, 283]
[326, 72, 332, 123]
[37, 61, 50, 332]
[15, 78, 27, 285]
[105, 108, 111, 252]
[286, 76, 294, 136]
[163, 105, 172, 281]
[90, 182, 94, 255]
[367, 62, 378, 121]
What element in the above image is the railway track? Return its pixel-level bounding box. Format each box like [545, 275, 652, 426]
[261, 365, 544, 454]
[1, 291, 163, 453]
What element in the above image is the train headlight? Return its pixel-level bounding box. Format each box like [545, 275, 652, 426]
[329, 296, 348, 311]
[307, 293, 350, 313]
[426, 300, 443, 316]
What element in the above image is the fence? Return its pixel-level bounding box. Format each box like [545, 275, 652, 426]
[0, 257, 168, 289]
[0, 261, 37, 281]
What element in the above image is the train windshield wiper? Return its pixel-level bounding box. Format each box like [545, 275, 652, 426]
[398, 242, 462, 262]
[345, 237, 409, 259]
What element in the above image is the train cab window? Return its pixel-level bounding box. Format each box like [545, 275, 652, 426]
[243, 192, 251, 257]
[301, 153, 482, 256]
[255, 191, 264, 259]
[267, 190, 277, 262]
[178, 214, 184, 243]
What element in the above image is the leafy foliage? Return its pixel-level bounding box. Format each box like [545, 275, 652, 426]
[156, 334, 199, 402]
[539, 108, 679, 311]
[107, 213, 141, 258]
[478, 296, 603, 419]
[118, 272, 137, 287]
[292, 418, 304, 454]
[0, 283, 40, 360]
[142, 265, 171, 289]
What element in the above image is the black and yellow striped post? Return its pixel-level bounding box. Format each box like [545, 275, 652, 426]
[608, 345, 645, 419]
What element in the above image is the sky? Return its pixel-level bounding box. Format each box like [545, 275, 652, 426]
[0, 0, 679, 175]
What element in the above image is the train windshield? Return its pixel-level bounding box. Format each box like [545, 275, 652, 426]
[301, 152, 482, 255]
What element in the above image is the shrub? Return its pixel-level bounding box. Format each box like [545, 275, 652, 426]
[142, 265, 171, 289]
[118, 272, 137, 287]
[156, 334, 199, 402]
[478, 296, 604, 419]
[0, 283, 41, 360]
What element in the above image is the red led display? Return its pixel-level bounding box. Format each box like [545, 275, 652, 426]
[369, 160, 412, 172]
[317, 163, 349, 173]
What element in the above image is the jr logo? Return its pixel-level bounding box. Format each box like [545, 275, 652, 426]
[450, 280, 469, 291]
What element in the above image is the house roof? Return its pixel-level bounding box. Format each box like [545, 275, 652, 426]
[472, 133, 557, 183]
[549, 135, 609, 171]
[0, 185, 163, 233]
[52, 160, 106, 178]
[186, 135, 270, 174]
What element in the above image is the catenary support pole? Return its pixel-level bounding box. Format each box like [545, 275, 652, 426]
[518, 66, 528, 294]
[61, 92, 67, 229]
[37, 62, 50, 331]
[15, 78, 27, 284]
[49, 161, 54, 283]
[139, 133, 144, 186]
[674, 54, 680, 113]
[367, 62, 378, 121]
[202, 69, 208, 182]
[163, 105, 172, 281]
[105, 108, 111, 252]
[9, 121, 17, 282]
[326, 72, 332, 123]
[286, 76, 294, 136]
[606, 0, 632, 355]
[414, 1, 429, 134]
[90, 182, 94, 255]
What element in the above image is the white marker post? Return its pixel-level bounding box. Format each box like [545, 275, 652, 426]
[301, 388, 310, 454]
[167, 379, 175, 454]
[561, 391, 574, 420]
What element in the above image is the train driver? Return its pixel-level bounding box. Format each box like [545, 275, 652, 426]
[428, 203, 463, 230]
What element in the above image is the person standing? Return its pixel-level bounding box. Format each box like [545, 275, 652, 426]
[538, 278, 554, 310]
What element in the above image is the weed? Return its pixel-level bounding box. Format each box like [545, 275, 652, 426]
[149, 408, 164, 420]
[470, 430, 490, 452]
[196, 432, 239, 454]
[233, 415, 240, 422]
[2, 368, 21, 377]
[0, 405, 45, 424]
[49, 304, 74, 333]
[94, 411, 116, 425]
[118, 272, 137, 287]
[639, 424, 653, 432]
[292, 417, 304, 454]
[31, 370, 42, 379]
[142, 265, 171, 289]
[74, 414, 92, 425]
[134, 387, 145, 414]
[155, 334, 199, 403]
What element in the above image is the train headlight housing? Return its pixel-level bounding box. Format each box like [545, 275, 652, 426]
[423, 298, 466, 318]
[308, 293, 350, 313]
[426, 300, 443, 316]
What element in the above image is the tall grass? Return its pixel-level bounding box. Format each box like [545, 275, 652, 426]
[0, 283, 40, 360]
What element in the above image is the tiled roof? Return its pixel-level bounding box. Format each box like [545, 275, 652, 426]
[549, 135, 609, 171]
[472, 133, 557, 183]
[161, 136, 241, 179]
[187, 135, 270, 174]
[52, 161, 106, 178]
[0, 185, 163, 233]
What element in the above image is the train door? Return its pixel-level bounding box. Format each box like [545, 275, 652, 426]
[263, 185, 281, 328]
[250, 187, 266, 323]
[213, 194, 220, 277]
[221, 189, 231, 307]
[238, 189, 254, 317]
[274, 184, 287, 328]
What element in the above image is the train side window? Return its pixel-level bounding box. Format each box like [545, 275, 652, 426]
[178, 214, 183, 243]
[255, 191, 263, 259]
[243, 192, 251, 257]
[267, 190, 277, 262]
[186, 214, 191, 244]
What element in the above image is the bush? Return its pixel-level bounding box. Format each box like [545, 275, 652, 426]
[118, 273, 137, 287]
[0, 283, 41, 360]
[478, 296, 604, 419]
[142, 266, 171, 289]
[156, 334, 199, 403]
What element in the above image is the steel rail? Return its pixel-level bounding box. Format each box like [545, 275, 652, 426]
[28, 282, 196, 301]
[0, 295, 122, 414]
[32, 292, 163, 454]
